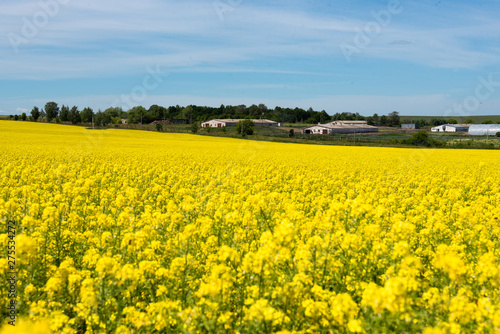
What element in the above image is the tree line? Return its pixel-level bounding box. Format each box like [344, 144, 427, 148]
[11, 102, 335, 126]
[15, 101, 497, 127]
[10, 102, 397, 126]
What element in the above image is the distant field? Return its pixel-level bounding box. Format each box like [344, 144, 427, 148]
[3, 119, 499, 150]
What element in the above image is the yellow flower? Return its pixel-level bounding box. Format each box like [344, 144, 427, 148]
[95, 256, 117, 276]
[24, 284, 36, 295]
[245, 299, 288, 325]
[3, 120, 500, 332]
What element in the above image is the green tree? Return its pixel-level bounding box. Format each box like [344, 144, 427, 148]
[21, 112, 27, 121]
[496, 132, 500, 137]
[148, 105, 168, 121]
[410, 130, 429, 145]
[319, 110, 330, 123]
[191, 122, 199, 134]
[80, 107, 94, 123]
[127, 106, 147, 124]
[14, 115, 19, 120]
[258, 104, 268, 114]
[103, 107, 124, 124]
[447, 118, 458, 124]
[69, 106, 81, 124]
[155, 123, 163, 131]
[464, 118, 474, 124]
[103, 107, 123, 118]
[181, 105, 195, 123]
[95, 110, 110, 126]
[289, 129, 295, 137]
[401, 130, 445, 147]
[45, 101, 59, 122]
[59, 105, 70, 122]
[430, 118, 447, 126]
[482, 120, 494, 124]
[236, 105, 247, 115]
[388, 111, 400, 127]
[248, 104, 260, 116]
[236, 119, 255, 136]
[31, 106, 41, 122]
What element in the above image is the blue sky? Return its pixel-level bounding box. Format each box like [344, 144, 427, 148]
[1, 0, 500, 117]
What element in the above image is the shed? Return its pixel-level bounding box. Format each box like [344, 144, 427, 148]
[402, 124, 418, 129]
[468, 124, 500, 136]
[302, 124, 334, 135]
[303, 123, 378, 134]
[431, 124, 469, 132]
[201, 119, 278, 128]
[431, 125, 445, 132]
[445, 124, 469, 132]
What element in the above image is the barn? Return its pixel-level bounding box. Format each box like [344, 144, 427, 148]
[201, 119, 278, 128]
[431, 124, 469, 132]
[302, 124, 335, 135]
[402, 124, 418, 129]
[302, 123, 378, 134]
[201, 119, 236, 128]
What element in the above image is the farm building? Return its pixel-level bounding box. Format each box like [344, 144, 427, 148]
[302, 124, 335, 135]
[201, 119, 278, 128]
[468, 124, 500, 136]
[431, 124, 469, 132]
[402, 124, 418, 129]
[328, 120, 368, 126]
[303, 123, 378, 134]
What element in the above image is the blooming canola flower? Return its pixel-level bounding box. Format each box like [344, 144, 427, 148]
[1, 121, 500, 333]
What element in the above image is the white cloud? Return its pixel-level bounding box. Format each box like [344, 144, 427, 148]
[2, 0, 500, 116]
[2, 0, 500, 80]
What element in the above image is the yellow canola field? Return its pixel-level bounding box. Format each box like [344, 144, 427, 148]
[1, 121, 500, 333]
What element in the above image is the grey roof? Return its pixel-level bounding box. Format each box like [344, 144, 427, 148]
[303, 123, 377, 130]
[202, 119, 277, 124]
[328, 120, 368, 125]
[468, 124, 500, 135]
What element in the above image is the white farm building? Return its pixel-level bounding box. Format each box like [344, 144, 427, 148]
[328, 120, 368, 126]
[431, 124, 470, 132]
[302, 124, 335, 135]
[201, 119, 279, 128]
[468, 124, 500, 136]
[302, 123, 378, 134]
